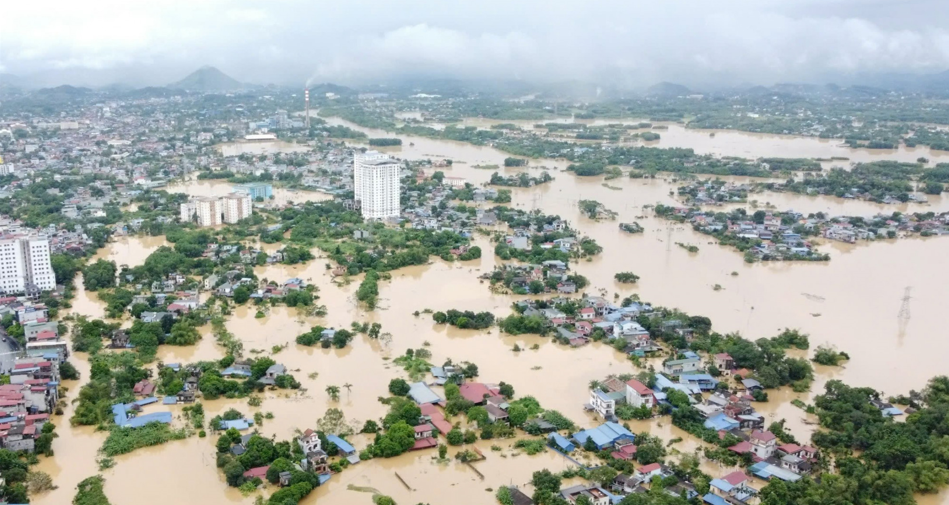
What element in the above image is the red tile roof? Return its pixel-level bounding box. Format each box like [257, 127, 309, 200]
[625, 379, 654, 396]
[722, 471, 749, 486]
[751, 430, 776, 443]
[243, 466, 270, 479]
[777, 443, 801, 454]
[637, 463, 661, 474]
[412, 437, 438, 451]
[414, 423, 434, 433]
[35, 330, 57, 340]
[728, 441, 752, 454]
[459, 383, 495, 404]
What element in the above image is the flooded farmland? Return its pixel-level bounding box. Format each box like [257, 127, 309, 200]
[34, 118, 949, 505]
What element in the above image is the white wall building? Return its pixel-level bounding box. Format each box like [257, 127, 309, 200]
[180, 194, 252, 227]
[354, 150, 400, 220]
[625, 379, 656, 409]
[0, 236, 56, 294]
[222, 192, 253, 224]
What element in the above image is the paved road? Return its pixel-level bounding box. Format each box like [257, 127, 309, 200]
[0, 333, 19, 374]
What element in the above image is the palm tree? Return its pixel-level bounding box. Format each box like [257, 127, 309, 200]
[343, 383, 353, 398]
[325, 385, 340, 402]
[588, 380, 602, 391]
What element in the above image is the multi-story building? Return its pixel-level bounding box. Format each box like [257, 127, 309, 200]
[236, 183, 273, 200]
[0, 236, 56, 294]
[180, 193, 252, 227]
[180, 197, 222, 227]
[222, 192, 253, 224]
[354, 150, 400, 220]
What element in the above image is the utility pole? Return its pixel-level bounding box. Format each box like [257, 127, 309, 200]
[897, 286, 912, 323]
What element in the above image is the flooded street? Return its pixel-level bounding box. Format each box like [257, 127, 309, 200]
[36, 118, 949, 505]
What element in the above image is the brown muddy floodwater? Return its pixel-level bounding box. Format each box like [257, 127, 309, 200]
[166, 178, 333, 208]
[452, 116, 949, 166]
[36, 121, 949, 504]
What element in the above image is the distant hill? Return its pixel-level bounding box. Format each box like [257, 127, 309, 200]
[168, 66, 242, 91]
[646, 82, 691, 97]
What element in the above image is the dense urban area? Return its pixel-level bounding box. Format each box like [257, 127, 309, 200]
[0, 66, 949, 505]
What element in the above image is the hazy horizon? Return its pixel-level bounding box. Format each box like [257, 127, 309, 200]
[4, 0, 949, 89]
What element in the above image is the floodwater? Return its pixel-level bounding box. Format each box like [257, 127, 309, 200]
[452, 116, 949, 166]
[37, 118, 949, 504]
[165, 178, 333, 207]
[92, 235, 169, 265]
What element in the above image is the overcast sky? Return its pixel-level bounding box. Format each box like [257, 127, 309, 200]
[3, 0, 949, 88]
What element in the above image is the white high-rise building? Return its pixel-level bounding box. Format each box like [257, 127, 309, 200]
[354, 150, 400, 220]
[0, 236, 56, 294]
[179, 194, 252, 227]
[180, 197, 222, 227]
[222, 192, 253, 224]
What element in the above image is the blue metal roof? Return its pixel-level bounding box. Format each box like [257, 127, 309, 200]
[318, 474, 332, 485]
[408, 382, 442, 405]
[122, 412, 172, 428]
[133, 397, 158, 407]
[326, 435, 355, 454]
[710, 478, 733, 493]
[573, 422, 635, 449]
[219, 419, 254, 430]
[221, 367, 252, 377]
[162, 396, 178, 405]
[704, 413, 740, 431]
[703, 493, 729, 505]
[548, 432, 575, 452]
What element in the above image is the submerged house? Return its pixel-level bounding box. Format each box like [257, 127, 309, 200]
[572, 422, 635, 450]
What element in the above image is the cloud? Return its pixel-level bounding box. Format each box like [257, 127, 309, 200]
[3, 0, 949, 87]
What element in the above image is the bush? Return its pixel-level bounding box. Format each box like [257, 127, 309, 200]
[388, 378, 411, 396]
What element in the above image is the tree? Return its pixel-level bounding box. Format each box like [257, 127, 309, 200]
[223, 459, 245, 487]
[388, 378, 410, 396]
[446, 428, 464, 446]
[532, 469, 562, 494]
[82, 260, 117, 291]
[325, 385, 340, 402]
[361, 420, 380, 434]
[498, 382, 515, 398]
[265, 458, 295, 484]
[384, 421, 416, 454]
[924, 182, 944, 195]
[238, 435, 276, 468]
[166, 321, 200, 346]
[507, 404, 528, 426]
[467, 406, 489, 426]
[233, 286, 250, 304]
[217, 435, 233, 453]
[444, 382, 460, 400]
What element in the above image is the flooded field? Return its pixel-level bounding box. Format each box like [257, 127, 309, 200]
[36, 118, 949, 505]
[420, 115, 949, 165]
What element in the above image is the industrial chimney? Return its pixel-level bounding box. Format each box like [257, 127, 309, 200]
[304, 88, 310, 128]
